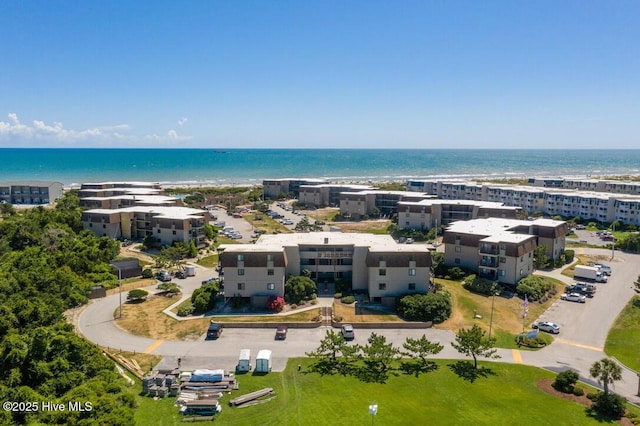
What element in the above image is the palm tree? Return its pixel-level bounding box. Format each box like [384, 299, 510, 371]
[590, 358, 622, 395]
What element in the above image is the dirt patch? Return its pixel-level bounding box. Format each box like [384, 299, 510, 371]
[329, 219, 391, 233]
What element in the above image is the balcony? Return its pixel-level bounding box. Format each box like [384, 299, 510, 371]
[478, 246, 499, 256]
[478, 259, 499, 268]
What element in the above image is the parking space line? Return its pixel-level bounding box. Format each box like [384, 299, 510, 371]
[144, 339, 165, 354]
[512, 349, 523, 364]
[555, 338, 603, 352]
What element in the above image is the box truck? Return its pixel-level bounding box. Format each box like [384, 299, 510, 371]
[574, 265, 608, 282]
[255, 350, 272, 373]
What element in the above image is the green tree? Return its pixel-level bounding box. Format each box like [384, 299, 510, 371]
[533, 245, 550, 269]
[552, 369, 579, 393]
[285, 275, 317, 304]
[358, 333, 400, 383]
[397, 292, 452, 323]
[451, 324, 500, 369]
[590, 358, 622, 396]
[402, 335, 443, 373]
[306, 330, 356, 375]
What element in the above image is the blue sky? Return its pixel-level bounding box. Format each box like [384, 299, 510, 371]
[1, 1, 638, 149]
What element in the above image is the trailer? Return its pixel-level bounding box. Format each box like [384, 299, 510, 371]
[236, 349, 252, 372]
[255, 350, 272, 373]
[574, 265, 608, 282]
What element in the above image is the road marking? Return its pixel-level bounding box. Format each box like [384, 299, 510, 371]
[144, 339, 165, 354]
[512, 349, 523, 364]
[555, 338, 603, 352]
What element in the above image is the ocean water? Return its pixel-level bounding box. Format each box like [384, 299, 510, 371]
[1, 148, 639, 186]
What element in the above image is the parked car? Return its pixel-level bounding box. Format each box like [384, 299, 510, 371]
[175, 270, 187, 279]
[561, 293, 586, 303]
[206, 322, 223, 339]
[157, 270, 172, 282]
[275, 325, 288, 340]
[341, 324, 355, 340]
[566, 284, 596, 297]
[532, 321, 560, 334]
[202, 277, 217, 285]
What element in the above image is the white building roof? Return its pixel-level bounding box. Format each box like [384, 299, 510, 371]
[85, 206, 205, 220]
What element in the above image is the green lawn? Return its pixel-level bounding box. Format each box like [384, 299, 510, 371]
[605, 295, 640, 371]
[196, 253, 218, 268]
[134, 359, 612, 426]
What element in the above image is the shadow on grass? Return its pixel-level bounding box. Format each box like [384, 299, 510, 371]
[448, 361, 496, 383]
[399, 360, 439, 377]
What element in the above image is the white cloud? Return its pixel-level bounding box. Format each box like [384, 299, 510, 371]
[178, 117, 188, 127]
[0, 113, 192, 145]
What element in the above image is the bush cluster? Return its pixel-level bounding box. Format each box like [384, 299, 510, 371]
[341, 296, 356, 304]
[191, 281, 219, 313]
[397, 292, 452, 323]
[177, 302, 195, 317]
[462, 275, 501, 296]
[516, 276, 552, 301]
[552, 370, 579, 393]
[592, 392, 627, 419]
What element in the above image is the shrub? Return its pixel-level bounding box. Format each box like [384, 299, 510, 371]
[397, 292, 452, 323]
[592, 392, 626, 419]
[573, 387, 585, 396]
[563, 249, 575, 263]
[341, 296, 356, 304]
[334, 292, 343, 299]
[516, 275, 551, 301]
[141, 268, 154, 278]
[553, 370, 579, 393]
[267, 296, 285, 312]
[586, 392, 599, 401]
[290, 303, 297, 309]
[333, 315, 343, 322]
[127, 289, 149, 302]
[177, 303, 195, 317]
[462, 275, 501, 296]
[446, 266, 466, 280]
[311, 299, 318, 305]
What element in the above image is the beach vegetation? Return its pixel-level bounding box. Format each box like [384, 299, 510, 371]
[397, 292, 452, 323]
[0, 192, 136, 424]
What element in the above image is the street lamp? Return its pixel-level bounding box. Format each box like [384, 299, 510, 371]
[368, 402, 378, 426]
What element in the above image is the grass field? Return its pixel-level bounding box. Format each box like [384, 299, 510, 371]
[196, 253, 218, 268]
[605, 295, 640, 371]
[244, 213, 292, 234]
[437, 277, 565, 347]
[134, 358, 618, 426]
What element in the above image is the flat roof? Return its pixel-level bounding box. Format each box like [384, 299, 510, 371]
[84, 205, 205, 220]
[220, 232, 428, 253]
[398, 199, 516, 209]
[447, 217, 564, 236]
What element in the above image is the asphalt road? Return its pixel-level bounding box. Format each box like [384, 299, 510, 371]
[75, 247, 640, 404]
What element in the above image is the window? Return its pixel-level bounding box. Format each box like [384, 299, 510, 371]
[378, 283, 386, 290]
[408, 268, 416, 276]
[520, 257, 523, 262]
[237, 254, 244, 261]
[267, 254, 274, 261]
[172, 230, 176, 235]
[499, 270, 506, 277]
[528, 252, 532, 258]
[499, 257, 506, 263]
[89, 223, 93, 227]
[455, 258, 460, 264]
[237, 283, 245, 290]
[267, 269, 274, 276]
[156, 229, 160, 233]
[520, 269, 524, 276]
[408, 283, 416, 290]
[267, 283, 275, 290]
[379, 269, 386, 276]
[454, 246, 461, 253]
[500, 244, 506, 250]
[237, 268, 245, 276]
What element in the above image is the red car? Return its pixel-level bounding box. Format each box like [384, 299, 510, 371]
[275, 325, 288, 340]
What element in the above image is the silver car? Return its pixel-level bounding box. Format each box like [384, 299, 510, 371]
[561, 293, 586, 303]
[532, 321, 560, 334]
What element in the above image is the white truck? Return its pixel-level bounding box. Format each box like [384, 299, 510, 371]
[574, 265, 608, 283]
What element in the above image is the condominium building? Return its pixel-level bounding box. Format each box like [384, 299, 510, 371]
[339, 190, 432, 219]
[397, 199, 522, 230]
[442, 218, 568, 285]
[298, 183, 373, 208]
[0, 181, 63, 205]
[262, 178, 328, 199]
[81, 206, 209, 248]
[219, 232, 431, 308]
[406, 178, 640, 225]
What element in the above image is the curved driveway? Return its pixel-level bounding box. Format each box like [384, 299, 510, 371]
[77, 248, 640, 404]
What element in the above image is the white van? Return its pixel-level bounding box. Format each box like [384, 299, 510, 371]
[236, 349, 251, 372]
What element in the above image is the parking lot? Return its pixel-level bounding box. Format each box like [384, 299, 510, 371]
[533, 248, 638, 349]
